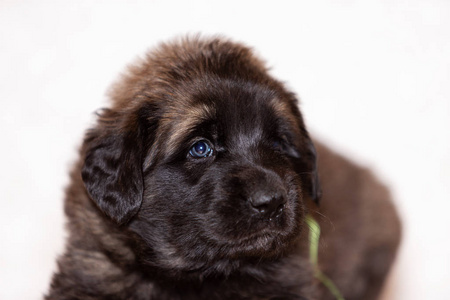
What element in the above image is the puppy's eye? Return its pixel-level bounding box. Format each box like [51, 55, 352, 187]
[189, 140, 213, 158]
[272, 139, 300, 158]
[272, 141, 283, 151]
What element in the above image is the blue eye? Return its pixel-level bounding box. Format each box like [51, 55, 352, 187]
[189, 140, 212, 158]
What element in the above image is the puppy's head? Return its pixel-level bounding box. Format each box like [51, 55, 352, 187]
[81, 37, 320, 274]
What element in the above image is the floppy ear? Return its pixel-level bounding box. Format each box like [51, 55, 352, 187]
[302, 136, 322, 204]
[287, 98, 322, 204]
[81, 110, 145, 225]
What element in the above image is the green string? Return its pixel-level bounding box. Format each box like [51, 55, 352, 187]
[305, 215, 346, 300]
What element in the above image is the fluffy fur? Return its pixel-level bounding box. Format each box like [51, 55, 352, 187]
[46, 36, 401, 300]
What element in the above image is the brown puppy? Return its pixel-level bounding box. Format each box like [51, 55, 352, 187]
[46, 37, 401, 300]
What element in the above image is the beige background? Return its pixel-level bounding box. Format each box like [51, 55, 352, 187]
[1, 1, 449, 299]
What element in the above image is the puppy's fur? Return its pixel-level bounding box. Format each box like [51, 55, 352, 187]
[46, 37, 401, 300]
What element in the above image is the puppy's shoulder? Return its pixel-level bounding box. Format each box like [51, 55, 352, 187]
[311, 140, 401, 300]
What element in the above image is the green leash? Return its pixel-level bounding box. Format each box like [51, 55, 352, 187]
[305, 215, 346, 300]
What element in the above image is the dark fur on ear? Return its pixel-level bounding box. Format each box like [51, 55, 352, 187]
[304, 136, 321, 204]
[285, 95, 321, 204]
[81, 109, 148, 225]
[293, 132, 321, 204]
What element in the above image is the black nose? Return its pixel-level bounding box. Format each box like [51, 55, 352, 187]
[249, 192, 286, 219]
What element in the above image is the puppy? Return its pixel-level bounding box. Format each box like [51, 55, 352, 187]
[46, 36, 401, 300]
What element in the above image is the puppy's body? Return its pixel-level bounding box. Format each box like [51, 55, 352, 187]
[47, 37, 400, 300]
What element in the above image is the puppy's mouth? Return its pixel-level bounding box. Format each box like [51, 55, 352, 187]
[216, 227, 299, 260]
[204, 203, 300, 258]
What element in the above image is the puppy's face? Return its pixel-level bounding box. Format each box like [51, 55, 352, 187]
[81, 39, 319, 275]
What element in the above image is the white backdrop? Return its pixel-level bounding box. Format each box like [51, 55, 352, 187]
[1, 1, 449, 299]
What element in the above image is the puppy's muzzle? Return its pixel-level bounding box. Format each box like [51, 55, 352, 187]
[230, 166, 288, 221]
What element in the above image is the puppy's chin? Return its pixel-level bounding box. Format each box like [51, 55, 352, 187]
[222, 228, 301, 259]
[129, 205, 303, 278]
[219, 215, 302, 259]
[210, 209, 301, 255]
[197, 223, 303, 277]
